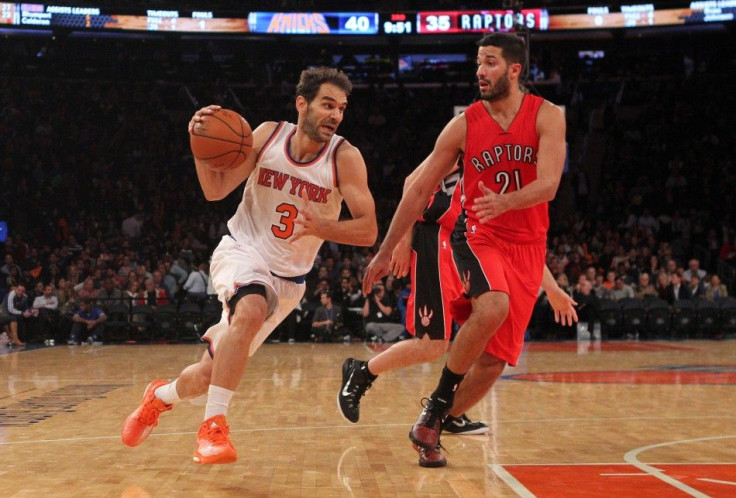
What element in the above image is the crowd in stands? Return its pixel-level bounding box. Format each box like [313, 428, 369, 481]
[0, 29, 734, 346]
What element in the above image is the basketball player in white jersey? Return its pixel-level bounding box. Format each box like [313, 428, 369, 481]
[121, 67, 377, 465]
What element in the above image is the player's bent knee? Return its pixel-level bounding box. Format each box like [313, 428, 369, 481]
[425, 338, 450, 357]
[229, 284, 269, 323]
[476, 352, 506, 372]
[472, 292, 509, 324]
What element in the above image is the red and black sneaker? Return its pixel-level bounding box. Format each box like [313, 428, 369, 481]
[412, 443, 447, 468]
[409, 397, 448, 450]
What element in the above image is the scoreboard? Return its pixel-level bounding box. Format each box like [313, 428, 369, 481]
[247, 12, 378, 35]
[415, 9, 548, 34]
[0, 2, 733, 34]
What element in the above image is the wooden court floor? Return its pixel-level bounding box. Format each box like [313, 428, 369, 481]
[2, 338, 736, 497]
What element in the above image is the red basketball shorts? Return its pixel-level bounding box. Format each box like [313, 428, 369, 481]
[452, 230, 545, 366]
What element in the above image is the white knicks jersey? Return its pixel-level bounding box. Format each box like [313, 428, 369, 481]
[227, 121, 345, 277]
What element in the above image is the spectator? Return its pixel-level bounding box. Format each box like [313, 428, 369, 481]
[57, 278, 78, 316]
[609, 276, 635, 301]
[705, 274, 728, 300]
[182, 262, 209, 303]
[124, 279, 143, 309]
[134, 263, 153, 284]
[556, 273, 572, 295]
[683, 258, 706, 281]
[688, 274, 706, 298]
[592, 273, 609, 300]
[121, 212, 144, 239]
[638, 209, 659, 235]
[572, 278, 598, 333]
[76, 276, 99, 303]
[0, 254, 18, 278]
[169, 256, 190, 292]
[142, 278, 169, 308]
[307, 277, 332, 309]
[98, 277, 124, 307]
[69, 299, 107, 345]
[153, 268, 174, 303]
[634, 272, 658, 300]
[362, 282, 404, 342]
[602, 271, 616, 291]
[117, 255, 136, 278]
[4, 284, 31, 345]
[32, 284, 59, 343]
[310, 290, 347, 343]
[666, 272, 691, 304]
[654, 271, 670, 301]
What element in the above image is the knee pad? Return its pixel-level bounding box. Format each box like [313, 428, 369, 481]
[228, 284, 267, 320]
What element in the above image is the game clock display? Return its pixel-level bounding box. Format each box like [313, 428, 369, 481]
[380, 13, 415, 34]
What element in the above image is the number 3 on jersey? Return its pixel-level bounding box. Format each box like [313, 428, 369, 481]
[271, 202, 298, 239]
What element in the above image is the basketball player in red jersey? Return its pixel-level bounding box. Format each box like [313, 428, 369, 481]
[363, 33, 570, 463]
[343, 162, 576, 468]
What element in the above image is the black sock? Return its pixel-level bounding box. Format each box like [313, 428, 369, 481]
[431, 364, 465, 409]
[361, 362, 378, 382]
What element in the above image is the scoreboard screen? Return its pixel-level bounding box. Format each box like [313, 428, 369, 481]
[0, 2, 733, 35]
[416, 9, 549, 34]
[548, 2, 735, 30]
[247, 12, 378, 35]
[15, 4, 247, 32]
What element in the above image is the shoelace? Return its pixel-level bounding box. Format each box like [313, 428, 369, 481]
[347, 378, 372, 407]
[419, 397, 443, 428]
[138, 395, 171, 426]
[203, 423, 230, 445]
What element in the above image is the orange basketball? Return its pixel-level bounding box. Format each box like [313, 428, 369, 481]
[190, 108, 253, 171]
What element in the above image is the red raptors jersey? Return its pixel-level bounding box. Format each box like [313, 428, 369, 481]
[463, 94, 548, 244]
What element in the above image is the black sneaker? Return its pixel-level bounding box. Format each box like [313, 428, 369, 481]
[337, 358, 373, 423]
[442, 414, 489, 435]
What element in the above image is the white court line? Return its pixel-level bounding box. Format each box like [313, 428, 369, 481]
[698, 478, 736, 486]
[489, 464, 535, 498]
[0, 422, 417, 446]
[624, 434, 736, 498]
[600, 472, 649, 476]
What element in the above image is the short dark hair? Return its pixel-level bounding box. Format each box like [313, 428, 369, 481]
[319, 290, 332, 299]
[296, 67, 352, 103]
[477, 33, 527, 73]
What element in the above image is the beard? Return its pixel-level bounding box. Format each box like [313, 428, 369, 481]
[479, 70, 511, 102]
[302, 105, 336, 143]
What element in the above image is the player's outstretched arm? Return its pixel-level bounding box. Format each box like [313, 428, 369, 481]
[189, 105, 275, 201]
[363, 115, 465, 294]
[292, 142, 377, 247]
[390, 159, 462, 277]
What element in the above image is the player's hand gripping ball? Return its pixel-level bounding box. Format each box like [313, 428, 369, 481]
[190, 108, 253, 171]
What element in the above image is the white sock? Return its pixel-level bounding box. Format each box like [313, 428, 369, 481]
[204, 385, 234, 420]
[154, 379, 180, 405]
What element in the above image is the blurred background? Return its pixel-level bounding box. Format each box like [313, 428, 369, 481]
[0, 0, 734, 346]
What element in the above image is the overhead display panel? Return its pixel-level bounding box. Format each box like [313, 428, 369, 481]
[247, 12, 379, 35]
[0, 2, 732, 34]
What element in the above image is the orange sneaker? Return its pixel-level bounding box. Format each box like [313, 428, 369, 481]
[193, 415, 237, 464]
[121, 380, 173, 447]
